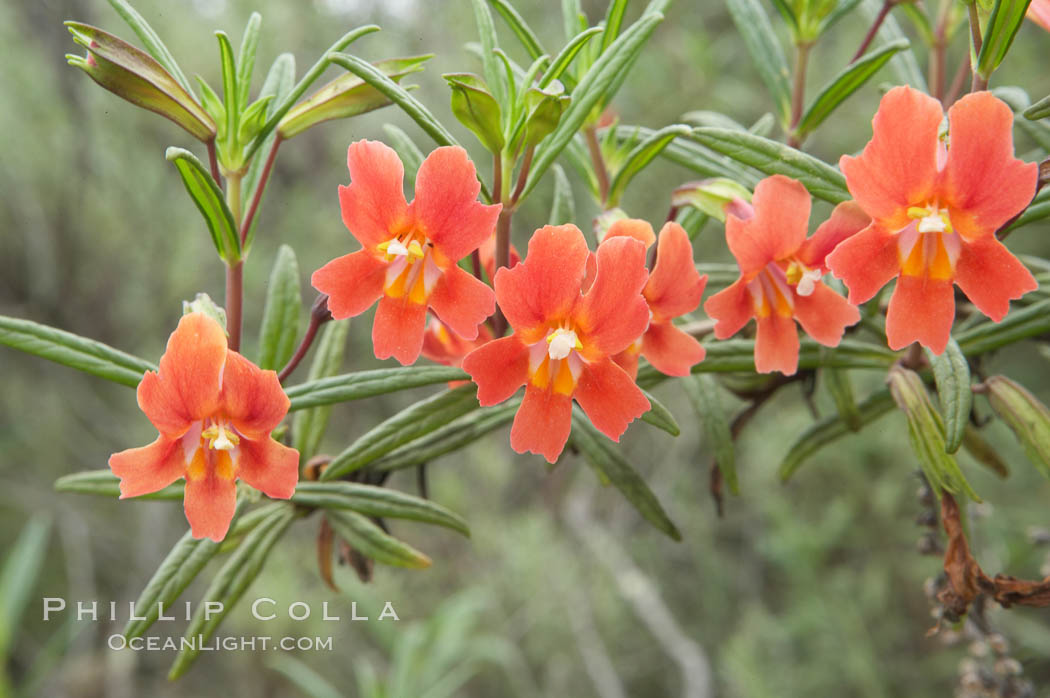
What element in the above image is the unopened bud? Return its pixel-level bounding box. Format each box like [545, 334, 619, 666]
[671, 178, 754, 223]
[182, 293, 227, 332]
[985, 375, 1050, 478]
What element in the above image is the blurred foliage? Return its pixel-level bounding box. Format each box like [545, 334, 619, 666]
[2, 0, 1050, 696]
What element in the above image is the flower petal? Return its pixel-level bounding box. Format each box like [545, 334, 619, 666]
[138, 312, 227, 436]
[645, 222, 707, 321]
[495, 224, 589, 335]
[220, 350, 289, 440]
[840, 86, 941, 228]
[792, 283, 860, 346]
[311, 250, 388, 320]
[183, 459, 237, 542]
[641, 321, 706, 376]
[413, 146, 501, 262]
[726, 175, 810, 273]
[372, 294, 427, 365]
[704, 277, 753, 340]
[885, 275, 955, 353]
[604, 218, 656, 248]
[575, 357, 651, 441]
[754, 313, 799, 375]
[574, 236, 651, 358]
[954, 235, 1037, 322]
[237, 437, 300, 500]
[943, 92, 1039, 239]
[109, 436, 185, 498]
[1030, 0, 1050, 31]
[797, 201, 871, 270]
[428, 265, 496, 340]
[509, 384, 573, 463]
[462, 335, 529, 405]
[612, 348, 641, 380]
[825, 223, 900, 304]
[339, 140, 409, 249]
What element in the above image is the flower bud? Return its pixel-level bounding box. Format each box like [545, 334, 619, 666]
[671, 178, 753, 222]
[65, 22, 215, 142]
[182, 293, 227, 332]
[519, 82, 571, 149]
[984, 375, 1050, 478]
[444, 73, 504, 153]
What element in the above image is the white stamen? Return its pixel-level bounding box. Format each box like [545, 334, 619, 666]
[211, 426, 237, 451]
[795, 267, 822, 297]
[547, 329, 578, 360]
[385, 239, 410, 257]
[917, 214, 947, 234]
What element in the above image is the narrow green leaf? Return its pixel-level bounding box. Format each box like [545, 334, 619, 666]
[682, 375, 738, 495]
[165, 147, 241, 263]
[325, 509, 432, 569]
[925, 338, 971, 454]
[726, 0, 793, 127]
[106, 0, 194, 95]
[1025, 92, 1050, 120]
[689, 127, 849, 203]
[0, 516, 51, 659]
[897, 2, 936, 45]
[382, 124, 425, 190]
[570, 411, 681, 540]
[540, 27, 602, 88]
[124, 502, 280, 640]
[607, 124, 691, 206]
[960, 425, 1009, 478]
[286, 365, 469, 411]
[471, 0, 506, 110]
[548, 163, 576, 225]
[236, 12, 262, 108]
[256, 245, 301, 371]
[796, 39, 909, 139]
[993, 87, 1050, 153]
[168, 506, 294, 679]
[859, 0, 927, 89]
[243, 53, 296, 212]
[819, 0, 864, 35]
[520, 12, 664, 202]
[769, 0, 801, 36]
[215, 31, 239, 153]
[244, 25, 380, 162]
[292, 481, 469, 537]
[955, 298, 1050, 355]
[562, 0, 585, 43]
[976, 0, 1034, 80]
[0, 315, 154, 387]
[823, 366, 862, 431]
[639, 389, 681, 436]
[620, 125, 760, 184]
[446, 74, 505, 152]
[321, 385, 481, 481]
[292, 319, 350, 462]
[985, 375, 1050, 478]
[601, 0, 630, 52]
[269, 656, 344, 698]
[55, 469, 182, 500]
[488, 0, 546, 60]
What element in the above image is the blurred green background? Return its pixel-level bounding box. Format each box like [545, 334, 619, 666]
[3, 0, 1050, 696]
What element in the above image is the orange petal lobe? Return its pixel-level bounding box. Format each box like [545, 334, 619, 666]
[792, 283, 860, 346]
[220, 350, 289, 440]
[574, 358, 650, 441]
[604, 218, 656, 248]
[183, 460, 237, 542]
[238, 437, 300, 500]
[797, 202, 871, 271]
[340, 140, 409, 249]
[954, 236, 1037, 322]
[885, 275, 955, 353]
[754, 313, 799, 375]
[645, 222, 706, 320]
[509, 384, 573, 463]
[642, 322, 706, 376]
[704, 277, 753, 340]
[574, 236, 650, 357]
[311, 250, 388, 320]
[372, 295, 427, 365]
[462, 336, 529, 405]
[109, 436, 185, 498]
[495, 225, 589, 333]
[825, 224, 901, 305]
[427, 265, 496, 340]
[726, 175, 810, 273]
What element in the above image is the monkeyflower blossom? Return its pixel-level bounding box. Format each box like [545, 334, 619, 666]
[599, 219, 707, 377]
[109, 313, 299, 541]
[826, 87, 1038, 354]
[462, 224, 651, 463]
[1029, 0, 1050, 31]
[312, 140, 501, 365]
[704, 175, 867, 374]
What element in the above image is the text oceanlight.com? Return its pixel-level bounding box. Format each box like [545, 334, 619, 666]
[108, 635, 334, 652]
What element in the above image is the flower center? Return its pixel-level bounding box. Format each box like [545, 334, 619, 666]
[784, 259, 822, 297]
[528, 326, 586, 395]
[546, 328, 581, 360]
[201, 419, 240, 451]
[747, 263, 795, 317]
[898, 204, 959, 280]
[907, 205, 953, 234]
[378, 228, 442, 305]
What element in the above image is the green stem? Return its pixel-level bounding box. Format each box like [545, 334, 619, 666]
[787, 42, 812, 148]
[968, 2, 988, 91]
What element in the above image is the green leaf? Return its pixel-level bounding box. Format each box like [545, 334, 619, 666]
[124, 502, 281, 640]
[292, 319, 350, 462]
[0, 516, 51, 660]
[607, 124, 692, 206]
[897, 2, 936, 45]
[796, 39, 909, 139]
[215, 31, 239, 155]
[286, 365, 469, 411]
[960, 425, 1009, 478]
[769, 0, 801, 36]
[165, 146, 241, 263]
[779, 388, 896, 480]
[562, 0, 585, 43]
[955, 298, 1050, 355]
[1003, 188, 1050, 233]
[244, 25, 380, 162]
[601, 0, 630, 52]
[446, 73, 504, 152]
[925, 338, 971, 454]
[993, 86, 1050, 153]
[243, 53, 295, 213]
[236, 12, 262, 108]
[976, 0, 1033, 80]
[859, 0, 927, 89]
[726, 0, 793, 127]
[985, 375, 1050, 478]
[106, 0, 194, 96]
[1025, 92, 1050, 120]
[619, 125, 760, 184]
[471, 0, 506, 110]
[321, 385, 481, 481]
[0, 315, 154, 387]
[682, 374, 739, 495]
[487, 0, 546, 60]
[888, 365, 979, 500]
[325, 510, 432, 569]
[520, 12, 665, 202]
[570, 411, 681, 540]
[548, 163, 576, 225]
[256, 245, 301, 371]
[382, 124, 425, 190]
[689, 127, 849, 203]
[169, 505, 295, 680]
[292, 481, 469, 537]
[540, 27, 603, 88]
[823, 366, 862, 431]
[55, 469, 182, 500]
[640, 389, 681, 436]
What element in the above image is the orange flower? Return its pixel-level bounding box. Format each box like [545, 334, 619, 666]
[704, 175, 867, 375]
[311, 140, 501, 365]
[1029, 0, 1050, 31]
[109, 313, 299, 541]
[827, 87, 1038, 354]
[600, 219, 708, 377]
[461, 224, 651, 463]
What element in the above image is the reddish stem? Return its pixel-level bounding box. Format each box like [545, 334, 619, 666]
[852, 0, 893, 63]
[240, 137, 282, 245]
[225, 261, 243, 352]
[207, 139, 222, 190]
[278, 295, 332, 383]
[584, 126, 610, 205]
[509, 145, 535, 208]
